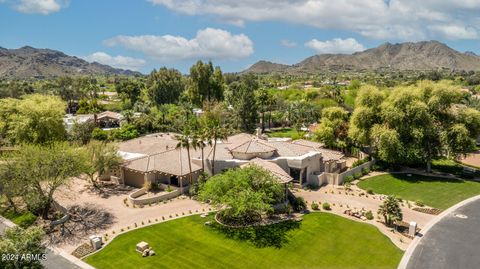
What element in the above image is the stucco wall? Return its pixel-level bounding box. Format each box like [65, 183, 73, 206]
[336, 160, 374, 185]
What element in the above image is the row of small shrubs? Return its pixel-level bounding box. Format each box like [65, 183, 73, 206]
[344, 167, 371, 183]
[351, 157, 370, 168]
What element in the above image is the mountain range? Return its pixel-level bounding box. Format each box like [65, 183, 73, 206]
[0, 46, 140, 79]
[244, 41, 480, 73]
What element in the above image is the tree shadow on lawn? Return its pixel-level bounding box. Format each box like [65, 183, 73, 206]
[210, 220, 301, 249]
[391, 174, 466, 184]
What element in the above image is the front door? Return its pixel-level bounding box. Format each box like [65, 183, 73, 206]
[290, 168, 301, 183]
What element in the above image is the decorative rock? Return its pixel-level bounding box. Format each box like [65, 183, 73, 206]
[136, 241, 150, 253]
[149, 250, 156, 256]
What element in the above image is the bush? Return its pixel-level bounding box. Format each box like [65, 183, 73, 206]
[366, 189, 374, 195]
[354, 172, 362, 179]
[112, 124, 139, 141]
[322, 202, 331, 210]
[362, 167, 370, 175]
[13, 212, 37, 228]
[352, 157, 369, 168]
[365, 210, 374, 220]
[344, 175, 354, 183]
[290, 196, 307, 212]
[415, 200, 425, 207]
[91, 128, 108, 141]
[311, 202, 319, 211]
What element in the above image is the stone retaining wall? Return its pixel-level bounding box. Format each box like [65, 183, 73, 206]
[128, 185, 182, 206]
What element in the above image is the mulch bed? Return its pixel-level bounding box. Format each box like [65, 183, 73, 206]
[71, 243, 94, 258]
[412, 207, 442, 215]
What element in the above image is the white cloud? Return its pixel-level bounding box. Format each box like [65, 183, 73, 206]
[83, 52, 146, 71]
[305, 38, 365, 54]
[104, 28, 254, 61]
[14, 0, 66, 15]
[147, 0, 480, 40]
[280, 39, 297, 48]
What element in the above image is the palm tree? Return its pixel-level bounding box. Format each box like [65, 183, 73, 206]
[206, 119, 228, 175]
[175, 128, 196, 189]
[378, 195, 403, 227]
[193, 128, 212, 172]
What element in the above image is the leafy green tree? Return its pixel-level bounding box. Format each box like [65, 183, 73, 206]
[14, 143, 84, 219]
[314, 106, 348, 148]
[377, 195, 402, 227]
[146, 67, 184, 105]
[350, 82, 480, 171]
[287, 101, 320, 132]
[70, 121, 96, 145]
[199, 165, 284, 224]
[81, 141, 122, 189]
[226, 74, 259, 132]
[0, 95, 66, 145]
[54, 76, 79, 113]
[187, 61, 224, 105]
[115, 78, 143, 106]
[0, 226, 45, 269]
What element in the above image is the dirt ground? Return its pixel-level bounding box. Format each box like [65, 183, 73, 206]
[459, 151, 480, 168]
[54, 178, 209, 253]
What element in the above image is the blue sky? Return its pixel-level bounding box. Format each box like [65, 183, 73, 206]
[1, 0, 480, 73]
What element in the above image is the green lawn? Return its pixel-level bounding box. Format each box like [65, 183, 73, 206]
[358, 173, 480, 209]
[85, 213, 402, 269]
[267, 128, 306, 140]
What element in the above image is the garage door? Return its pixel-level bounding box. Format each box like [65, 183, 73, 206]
[124, 169, 145, 188]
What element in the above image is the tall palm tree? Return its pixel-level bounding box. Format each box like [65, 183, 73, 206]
[206, 119, 228, 175]
[175, 128, 197, 188]
[193, 128, 212, 172]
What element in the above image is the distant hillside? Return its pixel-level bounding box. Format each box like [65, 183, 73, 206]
[243, 61, 290, 74]
[0, 46, 141, 79]
[244, 41, 480, 73]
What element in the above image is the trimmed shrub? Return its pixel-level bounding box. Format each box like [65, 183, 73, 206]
[290, 196, 307, 212]
[311, 202, 319, 211]
[354, 172, 362, 180]
[415, 200, 425, 207]
[344, 175, 354, 183]
[322, 202, 331, 210]
[365, 210, 374, 220]
[362, 167, 370, 175]
[366, 189, 374, 195]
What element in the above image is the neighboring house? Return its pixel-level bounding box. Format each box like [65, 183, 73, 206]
[63, 110, 123, 131]
[112, 129, 346, 196]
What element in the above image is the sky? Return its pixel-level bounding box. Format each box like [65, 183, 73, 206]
[1, 0, 480, 74]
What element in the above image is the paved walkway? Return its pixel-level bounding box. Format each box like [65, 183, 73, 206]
[400, 195, 480, 269]
[295, 184, 435, 250]
[54, 177, 209, 253]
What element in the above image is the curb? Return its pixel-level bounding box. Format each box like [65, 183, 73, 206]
[0, 214, 95, 269]
[397, 194, 480, 269]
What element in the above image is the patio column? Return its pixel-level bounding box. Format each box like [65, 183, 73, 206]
[299, 169, 304, 185]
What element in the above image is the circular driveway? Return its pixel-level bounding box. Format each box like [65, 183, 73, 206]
[400, 195, 480, 269]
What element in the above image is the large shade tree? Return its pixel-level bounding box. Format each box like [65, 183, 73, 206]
[13, 143, 85, 219]
[147, 67, 185, 105]
[0, 94, 67, 145]
[199, 165, 284, 224]
[349, 81, 480, 171]
[0, 226, 45, 269]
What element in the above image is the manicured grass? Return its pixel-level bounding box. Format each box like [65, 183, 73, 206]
[267, 128, 306, 140]
[85, 213, 402, 269]
[0, 209, 37, 228]
[358, 173, 480, 209]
